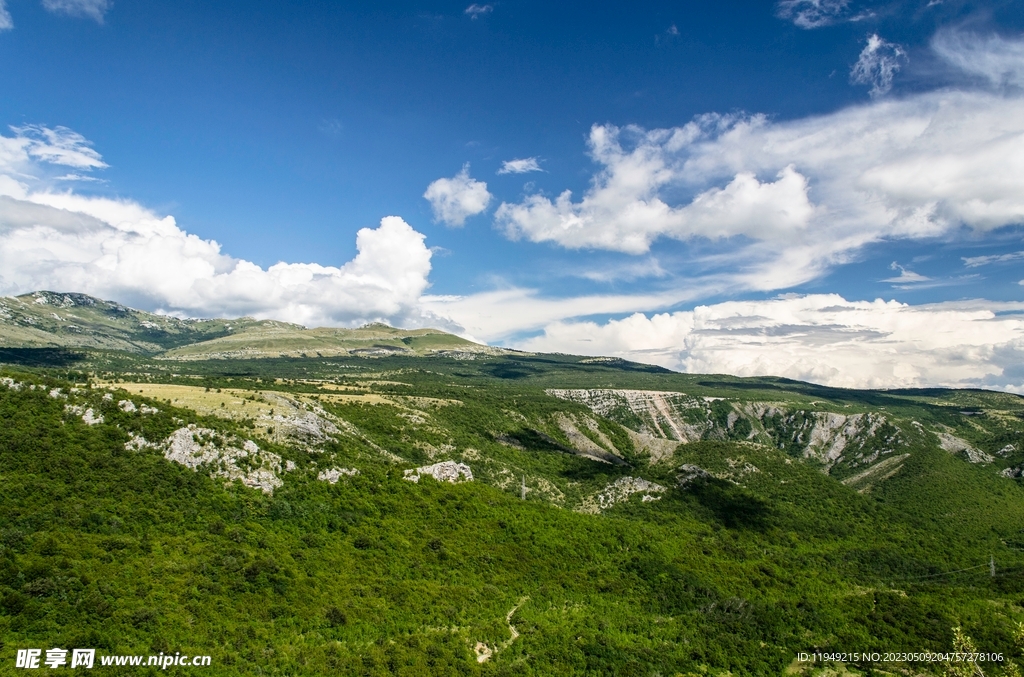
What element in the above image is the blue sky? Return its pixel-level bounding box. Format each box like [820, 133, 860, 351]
[2, 0, 1024, 390]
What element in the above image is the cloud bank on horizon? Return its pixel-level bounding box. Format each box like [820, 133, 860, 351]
[1, 27, 1024, 391]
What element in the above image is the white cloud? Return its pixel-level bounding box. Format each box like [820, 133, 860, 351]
[577, 258, 668, 283]
[963, 250, 1024, 267]
[41, 0, 111, 23]
[53, 173, 106, 182]
[0, 127, 445, 329]
[932, 30, 1024, 89]
[497, 157, 543, 174]
[515, 294, 1024, 391]
[423, 287, 690, 342]
[423, 164, 492, 227]
[0, 0, 13, 30]
[775, 0, 850, 29]
[495, 32, 1024, 293]
[8, 125, 108, 170]
[882, 262, 929, 284]
[496, 125, 817, 256]
[850, 34, 907, 98]
[464, 3, 492, 19]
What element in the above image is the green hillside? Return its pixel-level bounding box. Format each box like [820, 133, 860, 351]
[2, 293, 1024, 675]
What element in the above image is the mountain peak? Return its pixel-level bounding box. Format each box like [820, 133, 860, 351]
[21, 291, 105, 309]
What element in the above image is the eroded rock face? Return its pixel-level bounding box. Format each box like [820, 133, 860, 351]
[131, 426, 286, 494]
[262, 393, 341, 444]
[403, 461, 473, 483]
[578, 476, 666, 514]
[677, 464, 711, 487]
[936, 432, 993, 464]
[548, 388, 910, 474]
[547, 389, 709, 442]
[552, 413, 627, 465]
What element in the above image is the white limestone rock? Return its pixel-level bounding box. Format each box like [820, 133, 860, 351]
[65, 404, 104, 425]
[317, 467, 359, 484]
[403, 461, 473, 484]
[578, 476, 666, 514]
[135, 425, 285, 494]
[936, 432, 993, 464]
[677, 464, 711, 487]
[0, 377, 22, 390]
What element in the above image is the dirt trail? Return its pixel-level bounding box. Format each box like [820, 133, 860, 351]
[474, 596, 529, 664]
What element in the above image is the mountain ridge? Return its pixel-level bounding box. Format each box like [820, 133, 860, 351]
[0, 291, 492, 359]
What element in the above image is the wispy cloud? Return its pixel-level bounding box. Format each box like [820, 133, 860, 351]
[464, 3, 492, 19]
[963, 250, 1024, 267]
[54, 173, 106, 182]
[577, 258, 669, 283]
[775, 0, 850, 29]
[423, 164, 492, 227]
[318, 118, 343, 137]
[9, 125, 108, 169]
[850, 34, 907, 98]
[42, 0, 112, 23]
[0, 0, 13, 31]
[932, 30, 1024, 89]
[882, 262, 929, 284]
[497, 157, 543, 174]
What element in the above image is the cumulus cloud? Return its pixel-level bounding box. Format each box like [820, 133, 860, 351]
[496, 125, 816, 256]
[464, 3, 492, 19]
[850, 34, 907, 98]
[423, 164, 492, 227]
[498, 157, 543, 174]
[932, 30, 1024, 89]
[0, 1, 13, 30]
[0, 127, 444, 329]
[515, 294, 1024, 391]
[495, 32, 1024, 292]
[41, 0, 111, 23]
[775, 0, 851, 29]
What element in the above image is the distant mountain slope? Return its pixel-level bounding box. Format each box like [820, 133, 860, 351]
[0, 291, 490, 358]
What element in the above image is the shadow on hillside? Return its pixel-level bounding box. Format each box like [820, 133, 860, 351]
[687, 478, 771, 531]
[0, 348, 86, 368]
[483, 360, 543, 380]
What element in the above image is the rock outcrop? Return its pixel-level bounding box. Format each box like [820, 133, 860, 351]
[128, 426, 286, 494]
[578, 476, 666, 513]
[403, 461, 473, 483]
